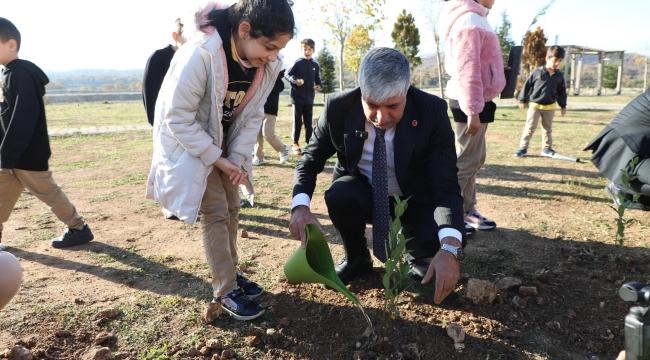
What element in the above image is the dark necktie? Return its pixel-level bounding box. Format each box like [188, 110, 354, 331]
[372, 127, 390, 263]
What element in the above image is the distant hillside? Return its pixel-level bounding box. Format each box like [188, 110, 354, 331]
[45, 69, 144, 92]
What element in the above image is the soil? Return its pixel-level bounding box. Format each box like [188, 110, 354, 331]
[1, 131, 649, 360]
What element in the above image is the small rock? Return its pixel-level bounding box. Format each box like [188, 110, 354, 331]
[99, 308, 120, 319]
[196, 342, 206, 349]
[211, 355, 221, 360]
[599, 301, 605, 309]
[8, 346, 32, 360]
[519, 286, 538, 297]
[206, 339, 223, 350]
[463, 279, 498, 306]
[355, 342, 361, 349]
[1, 348, 10, 358]
[446, 323, 465, 343]
[94, 332, 113, 345]
[511, 296, 526, 308]
[497, 277, 523, 291]
[31, 349, 44, 357]
[362, 327, 373, 338]
[186, 347, 201, 357]
[55, 330, 71, 338]
[74, 298, 84, 305]
[276, 274, 288, 283]
[245, 336, 261, 347]
[221, 348, 235, 359]
[199, 347, 211, 356]
[250, 329, 263, 337]
[537, 297, 545, 306]
[266, 328, 276, 336]
[454, 342, 465, 351]
[240, 230, 249, 238]
[204, 301, 222, 323]
[279, 317, 291, 327]
[82, 347, 113, 360]
[568, 310, 577, 319]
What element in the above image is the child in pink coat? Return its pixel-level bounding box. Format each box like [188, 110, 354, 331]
[443, 0, 506, 233]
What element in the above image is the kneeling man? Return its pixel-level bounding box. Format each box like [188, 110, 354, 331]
[289, 48, 466, 304]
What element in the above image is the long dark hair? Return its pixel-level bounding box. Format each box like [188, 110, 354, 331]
[210, 0, 295, 40]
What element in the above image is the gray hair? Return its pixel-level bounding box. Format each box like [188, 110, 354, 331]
[358, 47, 411, 103]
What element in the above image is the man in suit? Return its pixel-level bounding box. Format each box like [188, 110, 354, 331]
[288, 48, 466, 304]
[584, 88, 650, 209]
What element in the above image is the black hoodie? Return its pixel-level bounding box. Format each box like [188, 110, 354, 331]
[0, 59, 51, 171]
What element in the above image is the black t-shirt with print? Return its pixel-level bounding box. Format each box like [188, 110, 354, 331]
[214, 8, 257, 133]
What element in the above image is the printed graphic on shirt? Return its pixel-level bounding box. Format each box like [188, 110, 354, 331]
[221, 37, 256, 132]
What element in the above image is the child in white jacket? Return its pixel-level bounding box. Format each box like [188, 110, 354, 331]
[147, 0, 294, 321]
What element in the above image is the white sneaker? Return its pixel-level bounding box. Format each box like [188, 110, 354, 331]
[279, 145, 290, 164]
[252, 157, 264, 166]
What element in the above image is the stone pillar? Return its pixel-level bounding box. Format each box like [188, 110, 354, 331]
[564, 46, 572, 90]
[574, 51, 584, 96]
[597, 52, 604, 96]
[616, 51, 624, 95]
[570, 52, 578, 94]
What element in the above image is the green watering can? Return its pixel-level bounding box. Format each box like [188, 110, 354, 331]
[283, 224, 360, 305]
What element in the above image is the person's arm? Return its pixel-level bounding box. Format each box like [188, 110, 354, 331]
[284, 61, 302, 86]
[163, 52, 222, 167]
[0, 69, 42, 169]
[518, 70, 535, 109]
[451, 26, 485, 119]
[142, 52, 165, 126]
[289, 96, 337, 246]
[314, 62, 322, 91]
[557, 75, 567, 115]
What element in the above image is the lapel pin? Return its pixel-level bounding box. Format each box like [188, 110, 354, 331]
[412, 120, 418, 127]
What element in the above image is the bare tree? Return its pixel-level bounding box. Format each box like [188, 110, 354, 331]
[307, 0, 385, 91]
[421, 0, 445, 98]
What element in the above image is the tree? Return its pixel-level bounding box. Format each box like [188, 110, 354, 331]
[521, 0, 556, 44]
[634, 54, 649, 90]
[494, 10, 516, 65]
[516, 26, 548, 97]
[603, 65, 618, 89]
[130, 81, 142, 91]
[421, 0, 445, 98]
[307, 0, 386, 91]
[344, 25, 375, 87]
[316, 40, 337, 95]
[114, 81, 126, 90]
[391, 10, 421, 70]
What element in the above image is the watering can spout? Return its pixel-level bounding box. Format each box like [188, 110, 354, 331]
[283, 224, 360, 305]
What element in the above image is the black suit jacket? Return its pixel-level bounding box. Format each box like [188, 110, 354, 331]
[584, 88, 650, 191]
[293, 86, 465, 243]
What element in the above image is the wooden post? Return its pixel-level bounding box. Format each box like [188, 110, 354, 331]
[616, 51, 624, 95]
[570, 52, 578, 94]
[574, 51, 584, 96]
[597, 52, 604, 96]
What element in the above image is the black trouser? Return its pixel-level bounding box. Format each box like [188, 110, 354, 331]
[292, 104, 313, 144]
[628, 157, 650, 205]
[324, 175, 442, 262]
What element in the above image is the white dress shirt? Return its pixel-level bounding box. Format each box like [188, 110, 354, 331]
[291, 120, 461, 243]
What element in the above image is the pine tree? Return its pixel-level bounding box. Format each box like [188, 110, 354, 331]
[316, 41, 337, 94]
[391, 9, 421, 70]
[494, 10, 516, 65]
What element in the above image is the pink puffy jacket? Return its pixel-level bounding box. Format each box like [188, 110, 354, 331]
[443, 0, 506, 116]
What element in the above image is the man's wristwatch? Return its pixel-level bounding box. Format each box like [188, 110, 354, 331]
[441, 243, 465, 262]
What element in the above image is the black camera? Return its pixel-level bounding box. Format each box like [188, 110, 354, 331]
[619, 282, 650, 360]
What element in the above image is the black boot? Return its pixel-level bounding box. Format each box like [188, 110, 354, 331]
[334, 249, 373, 285]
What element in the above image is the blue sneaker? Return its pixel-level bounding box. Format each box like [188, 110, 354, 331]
[514, 148, 527, 157]
[541, 148, 556, 157]
[51, 225, 94, 248]
[218, 288, 264, 321]
[236, 273, 263, 298]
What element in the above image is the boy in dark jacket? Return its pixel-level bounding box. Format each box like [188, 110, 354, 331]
[515, 46, 568, 158]
[285, 39, 322, 155]
[142, 18, 185, 126]
[253, 69, 290, 165]
[0, 18, 93, 248]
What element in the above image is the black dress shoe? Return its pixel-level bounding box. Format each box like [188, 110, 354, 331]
[334, 251, 373, 285]
[404, 253, 430, 281]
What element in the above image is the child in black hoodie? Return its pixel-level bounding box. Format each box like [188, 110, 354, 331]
[0, 18, 93, 248]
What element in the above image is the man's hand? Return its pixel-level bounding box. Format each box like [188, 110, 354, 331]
[561, 108, 567, 116]
[214, 158, 249, 186]
[518, 103, 527, 110]
[289, 205, 326, 249]
[465, 114, 481, 136]
[296, 79, 304, 87]
[422, 237, 461, 304]
[313, 85, 322, 91]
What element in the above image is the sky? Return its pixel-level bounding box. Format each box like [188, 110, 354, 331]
[1, 0, 649, 71]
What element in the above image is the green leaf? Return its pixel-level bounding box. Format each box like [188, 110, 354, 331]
[385, 259, 395, 274]
[382, 273, 391, 290]
[618, 205, 626, 218]
[391, 242, 407, 260]
[621, 170, 630, 185]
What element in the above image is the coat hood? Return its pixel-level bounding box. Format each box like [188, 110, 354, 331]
[181, 0, 237, 42]
[5, 59, 49, 97]
[442, 0, 488, 40]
